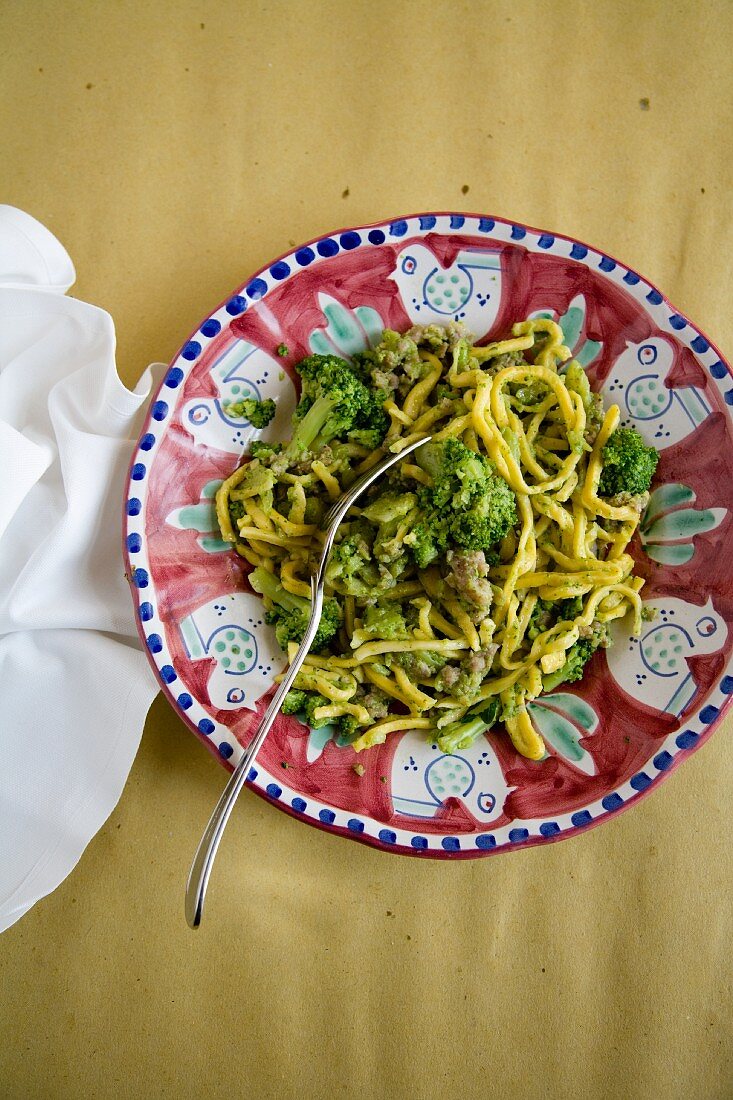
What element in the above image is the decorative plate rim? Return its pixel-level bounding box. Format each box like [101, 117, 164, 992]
[123, 209, 733, 859]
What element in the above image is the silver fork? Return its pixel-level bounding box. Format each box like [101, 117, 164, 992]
[185, 434, 433, 927]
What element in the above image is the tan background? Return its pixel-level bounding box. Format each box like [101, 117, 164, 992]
[1, 1, 732, 1097]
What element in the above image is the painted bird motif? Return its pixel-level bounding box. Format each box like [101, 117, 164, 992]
[389, 243, 503, 339]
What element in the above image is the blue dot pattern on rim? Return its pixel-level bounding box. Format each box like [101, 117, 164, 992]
[710, 361, 727, 379]
[599, 256, 616, 272]
[442, 836, 460, 851]
[225, 295, 246, 315]
[151, 400, 168, 421]
[509, 828, 529, 843]
[292, 797, 307, 813]
[419, 215, 436, 230]
[630, 771, 652, 791]
[653, 750, 674, 771]
[131, 568, 148, 588]
[160, 665, 177, 684]
[295, 246, 315, 266]
[126, 533, 141, 553]
[200, 318, 221, 337]
[571, 810, 593, 828]
[139, 433, 155, 451]
[182, 340, 201, 361]
[266, 783, 282, 798]
[676, 730, 698, 750]
[669, 314, 686, 330]
[449, 215, 465, 230]
[367, 229, 385, 245]
[725, 391, 733, 406]
[178, 693, 193, 710]
[692, 334, 709, 353]
[317, 238, 339, 257]
[379, 829, 396, 844]
[246, 278, 268, 301]
[319, 809, 335, 824]
[270, 261, 290, 280]
[700, 705, 719, 723]
[721, 675, 733, 693]
[646, 289, 663, 305]
[510, 225, 526, 240]
[131, 463, 146, 481]
[389, 220, 408, 237]
[247, 768, 258, 781]
[347, 818, 364, 833]
[165, 367, 183, 388]
[537, 234, 555, 249]
[475, 834, 496, 849]
[126, 497, 142, 515]
[219, 743, 234, 760]
[139, 601, 153, 621]
[198, 718, 215, 735]
[623, 271, 640, 285]
[410, 836, 427, 849]
[478, 217, 495, 232]
[340, 231, 361, 250]
[539, 822, 560, 837]
[602, 793, 624, 812]
[570, 244, 588, 260]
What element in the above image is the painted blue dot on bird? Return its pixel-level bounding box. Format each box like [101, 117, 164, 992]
[182, 340, 201, 361]
[160, 665, 177, 684]
[131, 463, 146, 481]
[198, 718, 215, 736]
[319, 809, 336, 824]
[218, 743, 233, 760]
[676, 730, 698, 750]
[126, 533, 142, 553]
[225, 295, 246, 315]
[441, 836, 460, 851]
[630, 771, 652, 791]
[653, 750, 674, 771]
[347, 818, 364, 833]
[317, 238, 339, 257]
[146, 634, 163, 654]
[599, 256, 616, 272]
[570, 243, 588, 260]
[126, 497, 142, 515]
[139, 601, 154, 621]
[165, 368, 184, 388]
[475, 834, 496, 849]
[139, 433, 155, 451]
[131, 568, 148, 588]
[539, 822, 560, 837]
[151, 400, 169, 420]
[710, 361, 727, 379]
[410, 835, 428, 850]
[419, 216, 436, 230]
[389, 220, 408, 237]
[510, 226, 526, 240]
[339, 231, 361, 250]
[602, 793, 624, 812]
[646, 289, 663, 305]
[295, 247, 315, 266]
[246, 278, 268, 301]
[449, 216, 465, 230]
[200, 318, 221, 337]
[623, 271, 640, 285]
[700, 704, 719, 723]
[367, 229, 385, 245]
[537, 234, 555, 249]
[379, 829, 397, 844]
[291, 798, 307, 813]
[691, 334, 709, 353]
[177, 693, 193, 710]
[266, 783, 282, 799]
[269, 261, 290, 280]
[509, 827, 529, 843]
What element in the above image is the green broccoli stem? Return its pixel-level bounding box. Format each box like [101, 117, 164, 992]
[249, 566, 307, 614]
[287, 393, 336, 457]
[436, 699, 501, 753]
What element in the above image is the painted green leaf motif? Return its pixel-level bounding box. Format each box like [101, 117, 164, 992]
[646, 482, 696, 517]
[167, 501, 216, 532]
[645, 542, 695, 565]
[198, 536, 230, 554]
[309, 330, 333, 357]
[540, 692, 599, 732]
[643, 507, 725, 543]
[322, 300, 367, 356]
[202, 479, 223, 499]
[576, 339, 602, 367]
[558, 305, 584, 351]
[354, 306, 384, 347]
[527, 703, 594, 774]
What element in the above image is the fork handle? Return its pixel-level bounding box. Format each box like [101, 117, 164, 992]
[185, 575, 323, 928]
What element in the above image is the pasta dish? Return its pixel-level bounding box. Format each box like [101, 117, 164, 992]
[216, 320, 658, 760]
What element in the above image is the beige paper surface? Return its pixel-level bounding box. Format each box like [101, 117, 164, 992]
[1, 2, 731, 1097]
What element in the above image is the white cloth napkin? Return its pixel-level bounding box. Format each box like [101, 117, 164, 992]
[0, 206, 161, 932]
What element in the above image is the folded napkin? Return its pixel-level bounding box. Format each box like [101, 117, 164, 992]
[0, 206, 161, 932]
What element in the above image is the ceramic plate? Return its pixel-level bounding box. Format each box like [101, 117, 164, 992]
[124, 212, 733, 858]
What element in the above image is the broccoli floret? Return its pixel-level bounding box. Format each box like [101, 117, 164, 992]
[249, 566, 341, 652]
[542, 625, 610, 692]
[281, 689, 309, 716]
[276, 343, 289, 358]
[301, 692, 332, 729]
[405, 439, 517, 566]
[436, 698, 501, 754]
[527, 597, 556, 641]
[598, 427, 659, 497]
[225, 397, 277, 428]
[325, 534, 377, 596]
[249, 439, 282, 461]
[288, 354, 388, 457]
[390, 649, 448, 679]
[359, 603, 409, 640]
[335, 713, 362, 742]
